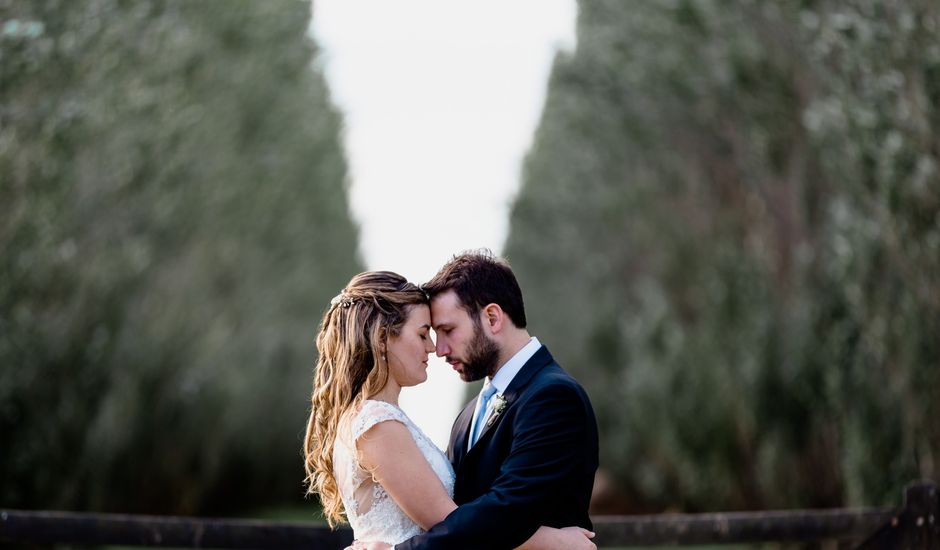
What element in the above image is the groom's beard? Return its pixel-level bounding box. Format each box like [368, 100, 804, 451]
[454, 322, 500, 382]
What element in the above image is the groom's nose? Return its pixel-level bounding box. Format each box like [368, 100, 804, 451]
[435, 338, 449, 357]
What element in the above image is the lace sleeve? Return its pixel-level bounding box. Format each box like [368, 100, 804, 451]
[352, 400, 409, 442]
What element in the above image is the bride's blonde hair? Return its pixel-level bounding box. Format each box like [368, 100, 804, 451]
[303, 271, 428, 526]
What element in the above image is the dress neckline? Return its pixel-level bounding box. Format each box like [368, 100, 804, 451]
[362, 398, 402, 410]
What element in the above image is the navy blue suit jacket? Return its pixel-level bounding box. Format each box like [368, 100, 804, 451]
[396, 345, 599, 550]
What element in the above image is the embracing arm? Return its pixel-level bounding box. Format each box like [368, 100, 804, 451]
[357, 418, 595, 550]
[358, 420, 456, 530]
[392, 384, 596, 550]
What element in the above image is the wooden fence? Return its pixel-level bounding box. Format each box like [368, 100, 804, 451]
[2, 481, 936, 549]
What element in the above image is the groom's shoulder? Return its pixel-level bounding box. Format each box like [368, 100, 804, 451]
[534, 361, 576, 386]
[517, 364, 596, 432]
[528, 361, 591, 403]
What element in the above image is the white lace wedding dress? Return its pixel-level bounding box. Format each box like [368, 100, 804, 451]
[333, 399, 456, 545]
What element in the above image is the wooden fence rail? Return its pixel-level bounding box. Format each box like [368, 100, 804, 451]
[2, 481, 936, 549]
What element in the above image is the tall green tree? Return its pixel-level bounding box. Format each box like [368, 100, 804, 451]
[0, 0, 361, 514]
[506, 0, 939, 512]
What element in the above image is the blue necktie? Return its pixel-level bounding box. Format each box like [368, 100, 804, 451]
[469, 382, 498, 448]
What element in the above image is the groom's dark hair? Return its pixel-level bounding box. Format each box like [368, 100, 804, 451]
[423, 249, 527, 328]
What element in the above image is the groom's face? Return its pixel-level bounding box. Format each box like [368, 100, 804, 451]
[431, 290, 500, 382]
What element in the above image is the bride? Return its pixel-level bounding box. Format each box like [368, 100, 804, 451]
[303, 271, 595, 549]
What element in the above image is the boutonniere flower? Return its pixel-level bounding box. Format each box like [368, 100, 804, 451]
[486, 394, 509, 427]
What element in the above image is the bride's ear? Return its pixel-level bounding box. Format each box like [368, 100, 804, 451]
[377, 340, 387, 364]
[377, 327, 388, 354]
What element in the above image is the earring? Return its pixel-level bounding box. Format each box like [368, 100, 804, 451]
[382, 353, 387, 363]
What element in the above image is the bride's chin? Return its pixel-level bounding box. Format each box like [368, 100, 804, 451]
[402, 375, 428, 388]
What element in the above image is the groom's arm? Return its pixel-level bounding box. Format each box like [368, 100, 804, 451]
[395, 381, 597, 550]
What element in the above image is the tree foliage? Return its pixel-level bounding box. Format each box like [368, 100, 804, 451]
[0, 0, 360, 514]
[506, 0, 939, 512]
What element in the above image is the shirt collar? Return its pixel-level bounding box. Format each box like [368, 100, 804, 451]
[488, 337, 541, 394]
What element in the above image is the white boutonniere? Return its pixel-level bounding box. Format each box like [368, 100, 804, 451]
[486, 394, 508, 427]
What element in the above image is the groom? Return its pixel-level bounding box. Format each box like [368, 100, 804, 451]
[398, 250, 599, 549]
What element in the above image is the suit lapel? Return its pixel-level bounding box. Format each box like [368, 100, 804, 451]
[450, 399, 476, 469]
[467, 346, 554, 454]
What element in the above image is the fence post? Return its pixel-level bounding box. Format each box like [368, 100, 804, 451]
[855, 481, 939, 550]
[906, 482, 939, 550]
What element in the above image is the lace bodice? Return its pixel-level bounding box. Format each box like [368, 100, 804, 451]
[333, 400, 455, 545]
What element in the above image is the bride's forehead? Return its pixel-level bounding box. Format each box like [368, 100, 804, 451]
[405, 304, 431, 324]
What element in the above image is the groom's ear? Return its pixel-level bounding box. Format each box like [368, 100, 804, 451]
[482, 303, 503, 334]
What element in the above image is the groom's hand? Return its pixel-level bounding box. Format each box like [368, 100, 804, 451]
[346, 540, 391, 550]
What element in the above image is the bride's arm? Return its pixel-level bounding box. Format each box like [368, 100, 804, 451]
[358, 420, 456, 530]
[357, 422, 596, 550]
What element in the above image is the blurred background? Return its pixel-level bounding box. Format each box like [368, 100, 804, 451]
[2, 0, 938, 524]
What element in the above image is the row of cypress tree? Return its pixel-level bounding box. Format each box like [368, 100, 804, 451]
[505, 0, 940, 512]
[1, 0, 360, 514]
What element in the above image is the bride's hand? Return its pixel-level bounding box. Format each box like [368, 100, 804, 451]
[557, 526, 597, 550]
[345, 540, 391, 550]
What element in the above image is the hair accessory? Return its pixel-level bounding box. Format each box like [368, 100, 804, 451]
[330, 292, 358, 309]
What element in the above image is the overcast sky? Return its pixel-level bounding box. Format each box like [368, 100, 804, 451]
[310, 0, 577, 447]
